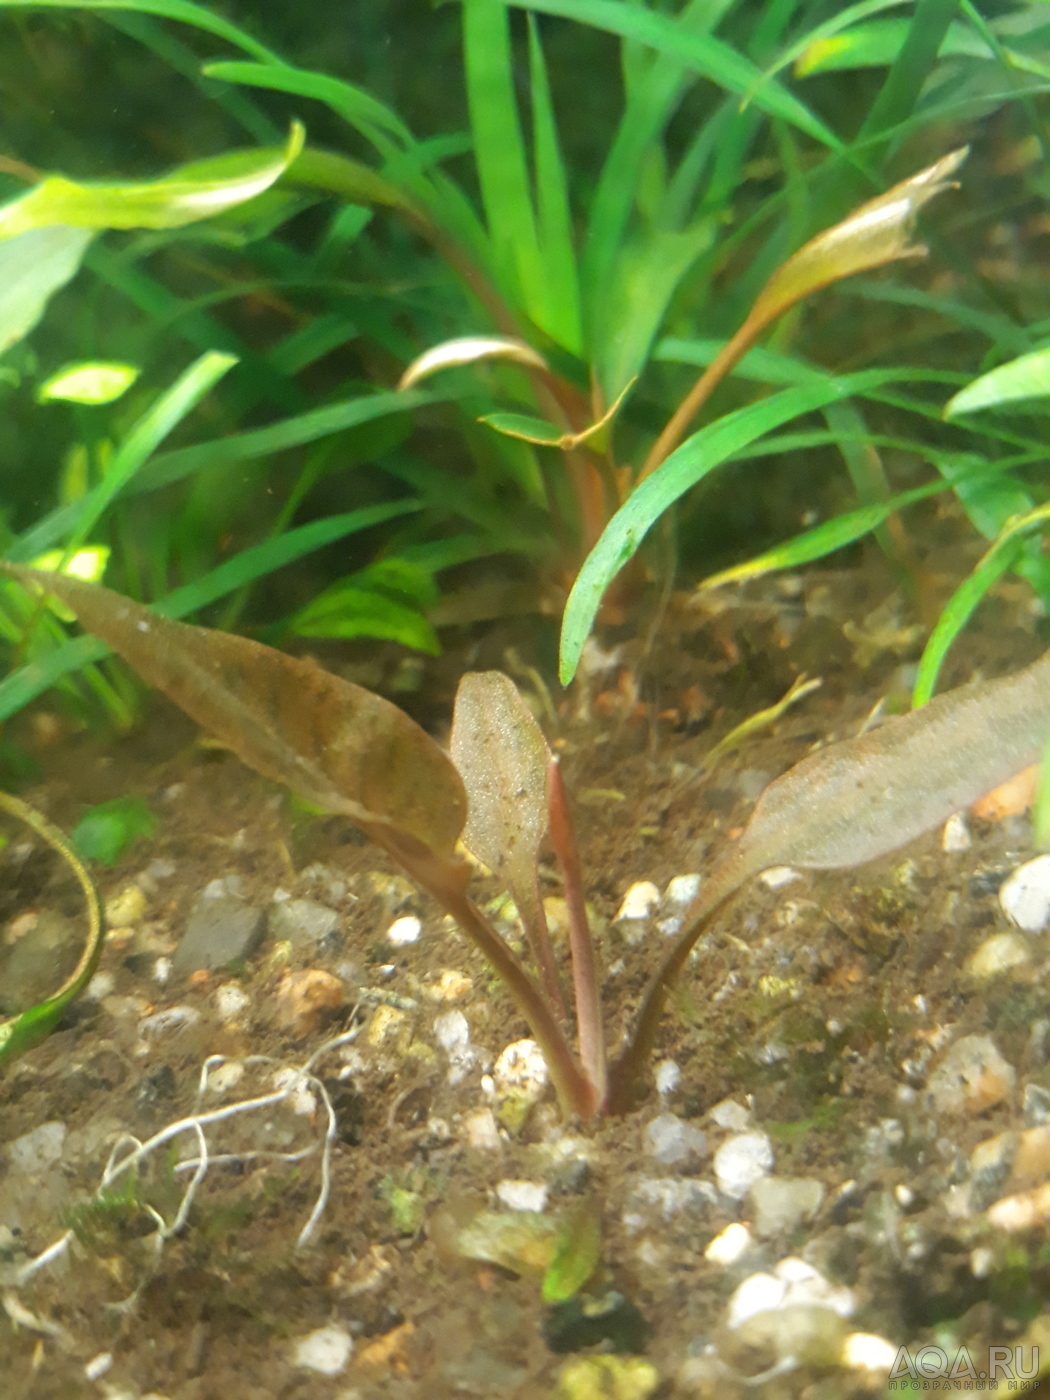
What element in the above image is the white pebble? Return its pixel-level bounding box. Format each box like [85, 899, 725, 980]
[966, 931, 1031, 981]
[759, 866, 801, 890]
[708, 1098, 752, 1132]
[496, 1179, 548, 1212]
[85, 971, 115, 1000]
[1000, 854, 1050, 932]
[726, 1271, 785, 1327]
[433, 1011, 470, 1052]
[215, 983, 250, 1022]
[8, 1122, 66, 1174]
[704, 1221, 752, 1265]
[207, 1061, 245, 1096]
[942, 813, 972, 852]
[841, 1332, 898, 1372]
[493, 1038, 548, 1102]
[615, 880, 660, 921]
[272, 1067, 317, 1116]
[644, 1112, 707, 1166]
[387, 915, 422, 946]
[462, 1108, 502, 1151]
[292, 1324, 352, 1375]
[84, 1353, 112, 1381]
[654, 1059, 680, 1096]
[153, 957, 172, 985]
[714, 1132, 774, 1199]
[663, 874, 701, 907]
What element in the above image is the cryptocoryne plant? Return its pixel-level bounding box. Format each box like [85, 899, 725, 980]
[4, 560, 1050, 1118]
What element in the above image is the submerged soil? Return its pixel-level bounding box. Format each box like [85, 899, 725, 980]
[3, 536, 1050, 1399]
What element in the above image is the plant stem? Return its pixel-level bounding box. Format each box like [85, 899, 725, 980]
[368, 823, 598, 1119]
[547, 757, 605, 1109]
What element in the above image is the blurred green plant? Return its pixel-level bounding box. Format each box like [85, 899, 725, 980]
[0, 0, 1049, 726]
[70, 794, 157, 864]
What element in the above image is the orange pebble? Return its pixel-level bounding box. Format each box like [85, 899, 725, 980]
[972, 764, 1041, 821]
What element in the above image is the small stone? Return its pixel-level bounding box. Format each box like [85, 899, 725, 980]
[367, 1004, 410, 1049]
[8, 1121, 65, 1174]
[969, 1131, 1016, 1209]
[1024, 1083, 1050, 1127]
[841, 1332, 898, 1374]
[387, 914, 422, 946]
[496, 1179, 548, 1212]
[663, 874, 701, 907]
[493, 1038, 548, 1104]
[624, 1178, 718, 1226]
[104, 885, 147, 926]
[749, 1176, 825, 1237]
[708, 1098, 752, 1132]
[174, 896, 265, 973]
[654, 1060, 680, 1096]
[714, 1132, 774, 1199]
[462, 1109, 502, 1151]
[727, 1258, 855, 1330]
[1010, 1124, 1050, 1187]
[552, 1356, 659, 1400]
[759, 866, 801, 890]
[942, 813, 972, 852]
[273, 970, 345, 1036]
[423, 968, 472, 1001]
[987, 1181, 1050, 1231]
[292, 1324, 352, 1376]
[927, 1034, 1016, 1114]
[214, 982, 250, 1024]
[207, 1061, 245, 1095]
[704, 1221, 752, 1265]
[267, 898, 339, 949]
[615, 881, 660, 921]
[1000, 855, 1050, 932]
[433, 1010, 478, 1083]
[138, 1005, 200, 1040]
[84, 1353, 113, 1382]
[973, 764, 1040, 821]
[643, 1112, 707, 1166]
[966, 931, 1032, 980]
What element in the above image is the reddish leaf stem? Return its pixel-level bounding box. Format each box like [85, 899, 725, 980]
[547, 756, 606, 1109]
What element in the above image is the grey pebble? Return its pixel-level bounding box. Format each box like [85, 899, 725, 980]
[174, 895, 266, 974]
[268, 898, 340, 950]
[644, 1112, 707, 1166]
[749, 1176, 825, 1237]
[1024, 1082, 1050, 1127]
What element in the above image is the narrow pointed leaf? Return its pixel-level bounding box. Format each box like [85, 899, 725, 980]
[450, 672, 559, 1002]
[0, 124, 304, 237]
[944, 347, 1050, 418]
[613, 640, 1050, 1107]
[398, 336, 549, 390]
[747, 147, 967, 332]
[0, 566, 466, 857]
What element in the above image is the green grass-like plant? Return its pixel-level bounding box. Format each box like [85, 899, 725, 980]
[0, 2, 1047, 729]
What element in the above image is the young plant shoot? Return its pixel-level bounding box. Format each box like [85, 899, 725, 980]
[5, 562, 1050, 1118]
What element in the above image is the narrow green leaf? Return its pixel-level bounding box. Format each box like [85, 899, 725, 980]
[944, 347, 1050, 418]
[699, 480, 948, 590]
[203, 60, 413, 154]
[509, 0, 846, 152]
[463, 0, 546, 326]
[0, 226, 93, 355]
[60, 351, 238, 563]
[855, 0, 962, 153]
[527, 15, 582, 353]
[481, 412, 565, 446]
[913, 502, 1050, 706]
[542, 1203, 601, 1303]
[795, 17, 984, 76]
[558, 367, 920, 683]
[0, 125, 304, 237]
[0, 0, 279, 60]
[750, 0, 910, 89]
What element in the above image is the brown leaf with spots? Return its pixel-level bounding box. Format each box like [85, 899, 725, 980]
[3, 565, 466, 856]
